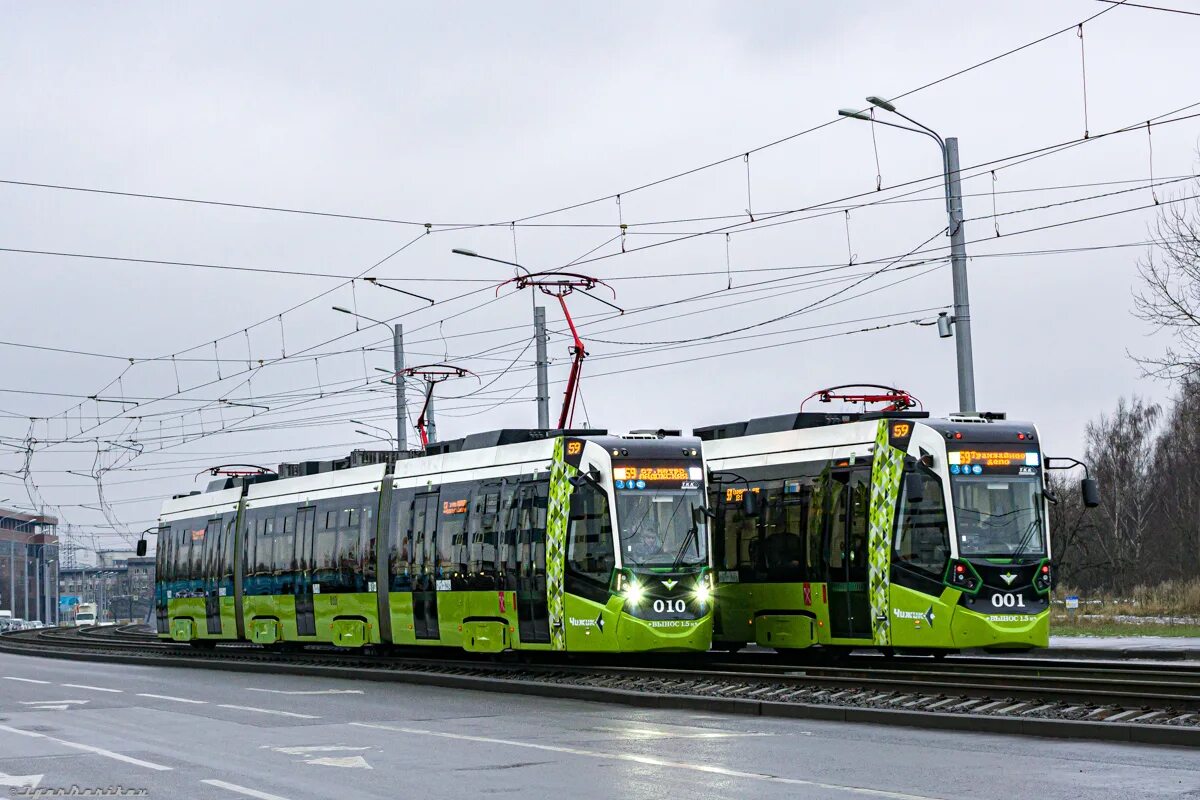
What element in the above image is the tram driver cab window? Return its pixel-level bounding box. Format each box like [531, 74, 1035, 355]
[894, 469, 950, 576]
[567, 479, 614, 583]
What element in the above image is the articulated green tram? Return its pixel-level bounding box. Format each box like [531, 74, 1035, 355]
[698, 412, 1057, 654]
[154, 429, 713, 653]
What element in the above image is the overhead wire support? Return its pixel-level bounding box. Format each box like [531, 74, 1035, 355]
[495, 270, 622, 429]
[399, 364, 477, 448]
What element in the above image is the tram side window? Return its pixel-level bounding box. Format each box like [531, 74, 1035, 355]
[274, 512, 296, 577]
[499, 485, 520, 588]
[440, 490, 469, 577]
[388, 490, 414, 592]
[204, 520, 221, 583]
[567, 480, 614, 583]
[174, 524, 192, 583]
[469, 488, 501, 578]
[222, 517, 236, 583]
[314, 509, 339, 583]
[894, 469, 950, 576]
[762, 482, 810, 581]
[360, 502, 376, 585]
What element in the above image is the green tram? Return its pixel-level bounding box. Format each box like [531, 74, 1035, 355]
[698, 411, 1073, 654]
[153, 429, 713, 653]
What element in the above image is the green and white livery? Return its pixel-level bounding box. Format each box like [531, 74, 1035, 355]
[155, 429, 713, 654]
[698, 411, 1053, 654]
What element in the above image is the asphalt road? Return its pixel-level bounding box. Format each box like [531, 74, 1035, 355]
[0, 651, 1196, 800]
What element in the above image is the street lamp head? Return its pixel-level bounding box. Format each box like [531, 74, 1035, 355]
[838, 108, 872, 121]
[866, 96, 896, 112]
[451, 248, 478, 258]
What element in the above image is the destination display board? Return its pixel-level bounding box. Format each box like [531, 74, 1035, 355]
[948, 449, 1040, 476]
[612, 462, 704, 490]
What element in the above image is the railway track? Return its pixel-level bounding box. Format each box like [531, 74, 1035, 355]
[3, 626, 1197, 746]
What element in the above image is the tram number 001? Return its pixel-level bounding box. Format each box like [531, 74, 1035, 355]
[652, 599, 687, 614]
[990, 593, 1026, 609]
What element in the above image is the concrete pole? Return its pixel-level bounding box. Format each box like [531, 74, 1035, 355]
[393, 324, 407, 451]
[534, 306, 550, 429]
[945, 138, 977, 414]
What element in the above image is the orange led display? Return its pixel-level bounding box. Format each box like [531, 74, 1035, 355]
[442, 499, 468, 516]
[954, 450, 1032, 467]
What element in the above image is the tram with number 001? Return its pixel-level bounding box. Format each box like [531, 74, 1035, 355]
[698, 408, 1097, 653]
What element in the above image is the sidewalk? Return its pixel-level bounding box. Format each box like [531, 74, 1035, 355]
[1046, 635, 1200, 661]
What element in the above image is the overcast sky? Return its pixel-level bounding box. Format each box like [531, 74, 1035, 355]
[2, 1, 1197, 557]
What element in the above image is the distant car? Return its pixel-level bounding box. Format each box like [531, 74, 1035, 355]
[74, 604, 98, 627]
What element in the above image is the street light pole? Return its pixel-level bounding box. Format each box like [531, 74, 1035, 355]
[838, 99, 978, 413]
[333, 307, 410, 448]
[393, 325, 407, 451]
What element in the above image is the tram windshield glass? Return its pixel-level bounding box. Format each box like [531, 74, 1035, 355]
[950, 476, 1046, 558]
[615, 487, 708, 569]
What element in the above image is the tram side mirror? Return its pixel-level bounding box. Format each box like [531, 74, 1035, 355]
[904, 472, 925, 504]
[136, 539, 147, 557]
[1080, 478, 1100, 508]
[742, 490, 759, 517]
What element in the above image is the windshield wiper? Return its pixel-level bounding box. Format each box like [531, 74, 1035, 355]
[670, 504, 701, 571]
[1008, 518, 1042, 560]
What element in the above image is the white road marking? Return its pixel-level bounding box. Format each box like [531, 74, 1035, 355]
[0, 770, 43, 789]
[61, 683, 122, 693]
[137, 693, 207, 704]
[18, 700, 89, 711]
[595, 725, 774, 739]
[304, 756, 372, 769]
[264, 745, 371, 755]
[218, 704, 320, 719]
[2, 677, 50, 685]
[246, 688, 363, 695]
[350, 722, 946, 800]
[200, 779, 291, 800]
[0, 724, 172, 771]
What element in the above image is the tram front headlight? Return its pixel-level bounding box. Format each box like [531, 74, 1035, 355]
[623, 580, 644, 607]
[694, 582, 711, 605]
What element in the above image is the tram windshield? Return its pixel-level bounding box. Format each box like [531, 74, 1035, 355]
[950, 476, 1046, 558]
[616, 487, 708, 569]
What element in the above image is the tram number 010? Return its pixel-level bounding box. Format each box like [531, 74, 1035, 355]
[652, 599, 687, 614]
[990, 593, 1026, 609]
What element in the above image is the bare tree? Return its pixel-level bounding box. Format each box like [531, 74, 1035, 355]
[1133, 189, 1200, 379]
[1151, 376, 1200, 579]
[1083, 397, 1161, 592]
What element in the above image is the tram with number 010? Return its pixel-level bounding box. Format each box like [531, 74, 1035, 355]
[151, 429, 713, 653]
[697, 389, 1098, 654]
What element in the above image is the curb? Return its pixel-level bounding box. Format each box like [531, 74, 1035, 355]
[1, 640, 1195, 747]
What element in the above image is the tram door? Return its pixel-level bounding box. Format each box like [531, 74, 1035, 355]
[203, 519, 223, 634]
[825, 468, 872, 639]
[515, 483, 550, 644]
[294, 507, 317, 636]
[411, 493, 441, 640]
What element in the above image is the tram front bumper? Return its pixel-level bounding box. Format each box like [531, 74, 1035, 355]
[614, 611, 713, 653]
[948, 605, 1049, 650]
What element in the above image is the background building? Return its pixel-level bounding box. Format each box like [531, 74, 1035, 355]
[60, 554, 155, 623]
[0, 508, 59, 624]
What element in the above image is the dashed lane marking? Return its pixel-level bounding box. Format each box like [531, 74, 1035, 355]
[0, 724, 172, 771]
[2, 677, 50, 684]
[246, 688, 364, 695]
[137, 693, 207, 704]
[200, 779, 291, 800]
[61, 683, 123, 693]
[349, 722, 946, 800]
[218, 704, 321, 719]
